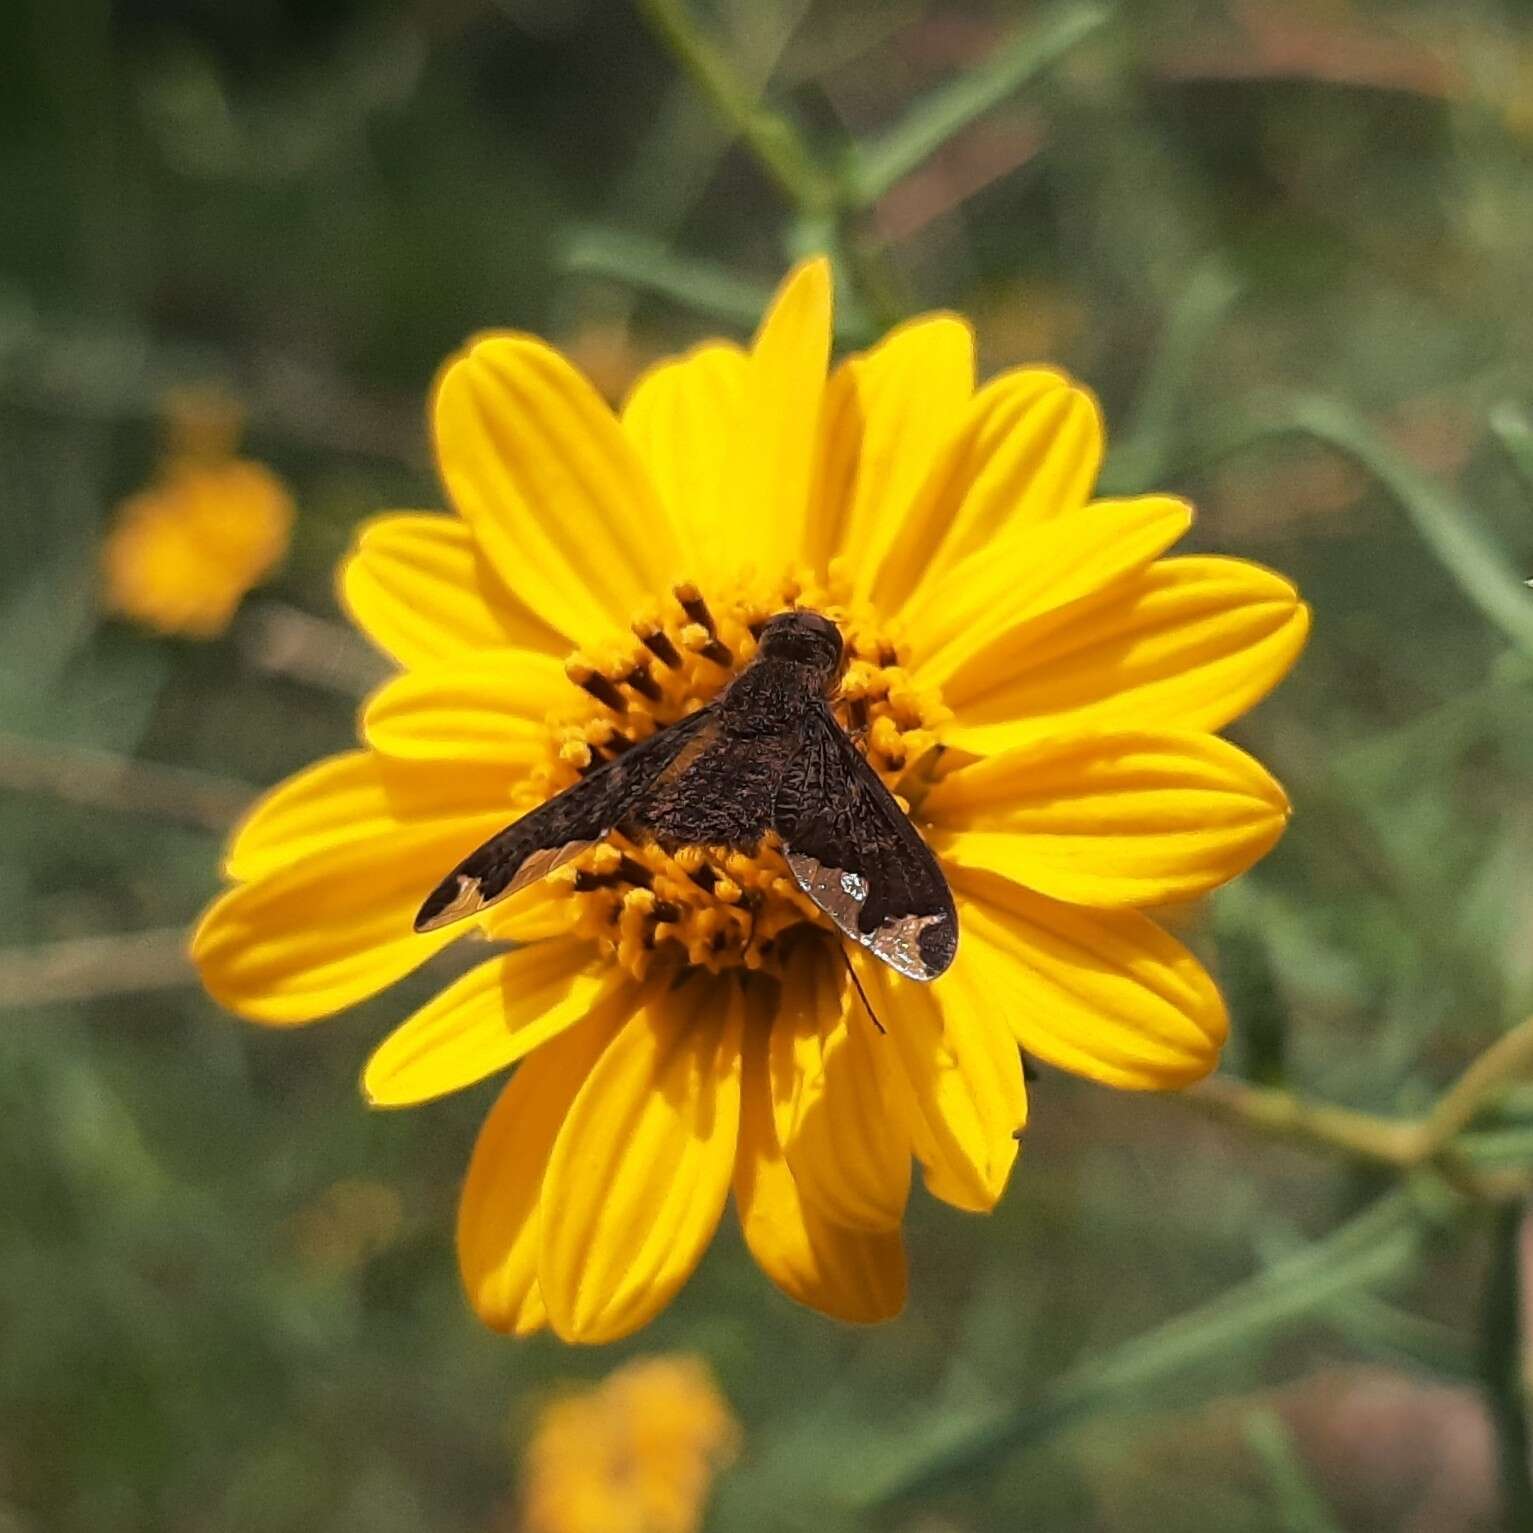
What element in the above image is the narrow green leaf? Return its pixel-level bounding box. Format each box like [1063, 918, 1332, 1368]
[560, 226, 872, 341]
[1489, 401, 1533, 504]
[1242, 1409, 1347, 1533]
[560, 226, 776, 332]
[1283, 395, 1533, 662]
[1321, 1289, 1478, 1381]
[861, 1186, 1447, 1507]
[1098, 256, 1243, 495]
[844, 1, 1110, 209]
[1257, 1221, 1478, 1379]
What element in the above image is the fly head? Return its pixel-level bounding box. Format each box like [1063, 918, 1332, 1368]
[756, 610, 844, 691]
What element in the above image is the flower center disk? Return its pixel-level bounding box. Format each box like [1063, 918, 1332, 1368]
[487, 567, 951, 980]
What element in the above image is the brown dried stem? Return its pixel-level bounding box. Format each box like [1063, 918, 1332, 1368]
[0, 927, 194, 1010]
[0, 731, 253, 832]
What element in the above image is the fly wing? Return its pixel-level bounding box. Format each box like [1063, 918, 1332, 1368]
[624, 729, 785, 848]
[773, 703, 957, 981]
[414, 708, 717, 932]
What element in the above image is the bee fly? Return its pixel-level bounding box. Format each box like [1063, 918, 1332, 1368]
[415, 610, 958, 981]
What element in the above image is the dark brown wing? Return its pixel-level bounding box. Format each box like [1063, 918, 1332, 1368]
[772, 702, 957, 980]
[624, 729, 785, 849]
[414, 708, 717, 932]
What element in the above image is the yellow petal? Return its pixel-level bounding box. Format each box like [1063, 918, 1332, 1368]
[621, 342, 749, 586]
[736, 1017, 906, 1324]
[482, 882, 580, 944]
[193, 813, 509, 1024]
[871, 368, 1103, 615]
[433, 336, 681, 643]
[806, 313, 974, 577]
[362, 649, 570, 764]
[863, 955, 1025, 1213]
[941, 555, 1311, 753]
[338, 513, 560, 669]
[953, 867, 1228, 1088]
[539, 974, 743, 1343]
[224, 750, 517, 883]
[768, 946, 910, 1231]
[362, 939, 611, 1106]
[927, 729, 1289, 908]
[734, 258, 832, 581]
[903, 495, 1192, 688]
[457, 1001, 629, 1335]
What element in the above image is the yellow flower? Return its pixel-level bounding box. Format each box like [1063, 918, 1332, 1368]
[192, 259, 1309, 1342]
[519, 1354, 738, 1533]
[103, 398, 293, 638]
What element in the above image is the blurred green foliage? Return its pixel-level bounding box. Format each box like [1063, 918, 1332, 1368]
[4, 1, 1533, 1529]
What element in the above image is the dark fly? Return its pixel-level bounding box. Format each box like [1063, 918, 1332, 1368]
[414, 610, 958, 981]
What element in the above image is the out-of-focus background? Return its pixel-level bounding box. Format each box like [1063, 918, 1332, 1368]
[4, 1, 1533, 1529]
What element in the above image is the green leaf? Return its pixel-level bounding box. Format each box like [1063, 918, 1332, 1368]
[559, 226, 873, 341]
[1242, 1408, 1347, 1533]
[860, 1186, 1449, 1507]
[1256, 1223, 1477, 1379]
[560, 226, 775, 331]
[1098, 256, 1243, 495]
[1489, 400, 1533, 503]
[843, 1, 1111, 209]
[1320, 1288, 1478, 1381]
[1283, 395, 1533, 662]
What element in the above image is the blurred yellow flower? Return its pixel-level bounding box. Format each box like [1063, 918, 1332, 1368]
[103, 399, 293, 638]
[287, 1177, 405, 1274]
[520, 1355, 738, 1533]
[193, 259, 1309, 1342]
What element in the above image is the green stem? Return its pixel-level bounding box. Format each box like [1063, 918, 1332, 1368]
[634, 0, 835, 213]
[1178, 1016, 1533, 1194]
[1183, 1075, 1420, 1170]
[1480, 1204, 1533, 1530]
[1422, 1018, 1533, 1154]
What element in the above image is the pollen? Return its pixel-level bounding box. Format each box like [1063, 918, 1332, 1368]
[492, 570, 952, 981]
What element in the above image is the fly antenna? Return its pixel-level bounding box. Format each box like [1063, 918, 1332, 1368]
[837, 943, 885, 1034]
